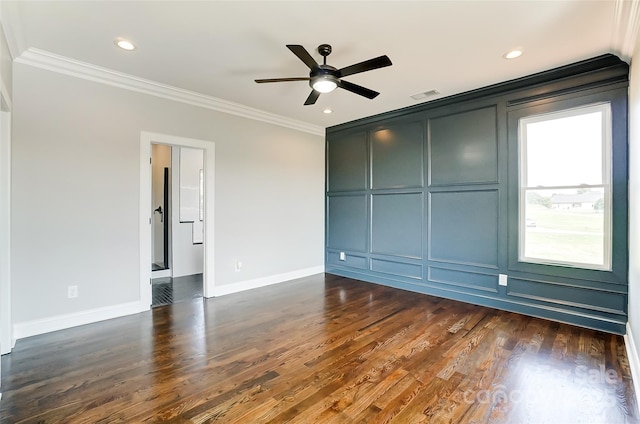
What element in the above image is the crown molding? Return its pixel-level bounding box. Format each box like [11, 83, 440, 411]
[0, 1, 26, 61]
[612, 0, 640, 62]
[15, 48, 324, 136]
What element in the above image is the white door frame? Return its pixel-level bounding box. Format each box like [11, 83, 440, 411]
[0, 85, 12, 357]
[139, 132, 215, 309]
[0, 75, 12, 403]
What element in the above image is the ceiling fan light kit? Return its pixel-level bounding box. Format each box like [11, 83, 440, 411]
[255, 43, 392, 105]
[311, 73, 338, 93]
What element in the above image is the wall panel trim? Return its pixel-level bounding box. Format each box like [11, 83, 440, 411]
[326, 54, 629, 334]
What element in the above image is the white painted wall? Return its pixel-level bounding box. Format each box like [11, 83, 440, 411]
[628, 27, 640, 382]
[172, 146, 204, 277]
[10, 63, 325, 328]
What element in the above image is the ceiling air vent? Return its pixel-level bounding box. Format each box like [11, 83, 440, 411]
[410, 90, 440, 100]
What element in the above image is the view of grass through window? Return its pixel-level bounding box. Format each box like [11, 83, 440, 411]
[524, 189, 605, 266]
[519, 103, 611, 270]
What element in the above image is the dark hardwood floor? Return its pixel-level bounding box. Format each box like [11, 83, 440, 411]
[1, 273, 637, 423]
[152, 273, 204, 307]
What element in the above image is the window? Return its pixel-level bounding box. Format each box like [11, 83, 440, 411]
[519, 103, 611, 270]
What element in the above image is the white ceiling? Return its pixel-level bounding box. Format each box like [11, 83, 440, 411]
[1, 1, 638, 130]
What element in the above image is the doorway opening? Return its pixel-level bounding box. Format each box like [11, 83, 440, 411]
[150, 144, 205, 307]
[140, 132, 215, 310]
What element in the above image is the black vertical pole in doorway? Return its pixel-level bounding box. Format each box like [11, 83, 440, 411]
[163, 167, 169, 268]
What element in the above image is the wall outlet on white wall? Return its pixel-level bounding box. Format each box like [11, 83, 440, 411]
[67, 285, 79, 299]
[235, 261, 243, 272]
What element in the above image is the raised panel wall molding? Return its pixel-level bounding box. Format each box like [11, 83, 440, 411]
[371, 192, 423, 259]
[428, 189, 499, 268]
[325, 54, 629, 334]
[371, 121, 424, 189]
[326, 194, 368, 252]
[428, 106, 498, 186]
[428, 266, 499, 294]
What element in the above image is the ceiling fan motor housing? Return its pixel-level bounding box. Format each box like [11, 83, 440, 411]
[318, 44, 332, 57]
[310, 65, 340, 92]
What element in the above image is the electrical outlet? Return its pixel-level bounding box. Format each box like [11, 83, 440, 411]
[67, 285, 79, 299]
[339, 252, 346, 261]
[498, 274, 508, 287]
[235, 261, 243, 272]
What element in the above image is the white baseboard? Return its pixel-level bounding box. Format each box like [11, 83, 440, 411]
[151, 269, 171, 279]
[1, 336, 15, 354]
[625, 323, 640, 400]
[211, 266, 325, 297]
[11, 267, 325, 341]
[13, 301, 145, 342]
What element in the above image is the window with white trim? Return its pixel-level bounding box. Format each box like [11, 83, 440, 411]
[519, 103, 612, 270]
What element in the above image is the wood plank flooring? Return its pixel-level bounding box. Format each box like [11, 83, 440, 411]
[152, 273, 203, 307]
[1, 273, 638, 423]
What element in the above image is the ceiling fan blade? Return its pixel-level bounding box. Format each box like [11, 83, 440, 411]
[338, 55, 392, 78]
[255, 77, 310, 83]
[304, 90, 320, 105]
[337, 80, 380, 99]
[287, 45, 319, 70]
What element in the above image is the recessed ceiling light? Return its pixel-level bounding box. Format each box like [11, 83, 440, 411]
[114, 38, 136, 51]
[323, 108, 333, 114]
[503, 48, 523, 60]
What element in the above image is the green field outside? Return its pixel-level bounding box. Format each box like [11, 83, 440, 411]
[524, 204, 605, 266]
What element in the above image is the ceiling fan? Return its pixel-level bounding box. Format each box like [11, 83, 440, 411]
[255, 44, 392, 105]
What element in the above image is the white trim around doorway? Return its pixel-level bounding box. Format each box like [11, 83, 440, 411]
[1, 85, 13, 355]
[139, 132, 215, 310]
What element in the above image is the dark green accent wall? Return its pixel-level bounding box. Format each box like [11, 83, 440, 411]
[325, 54, 629, 334]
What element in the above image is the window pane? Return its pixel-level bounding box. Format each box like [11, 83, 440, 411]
[522, 188, 606, 267]
[524, 111, 603, 187]
[519, 103, 611, 270]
